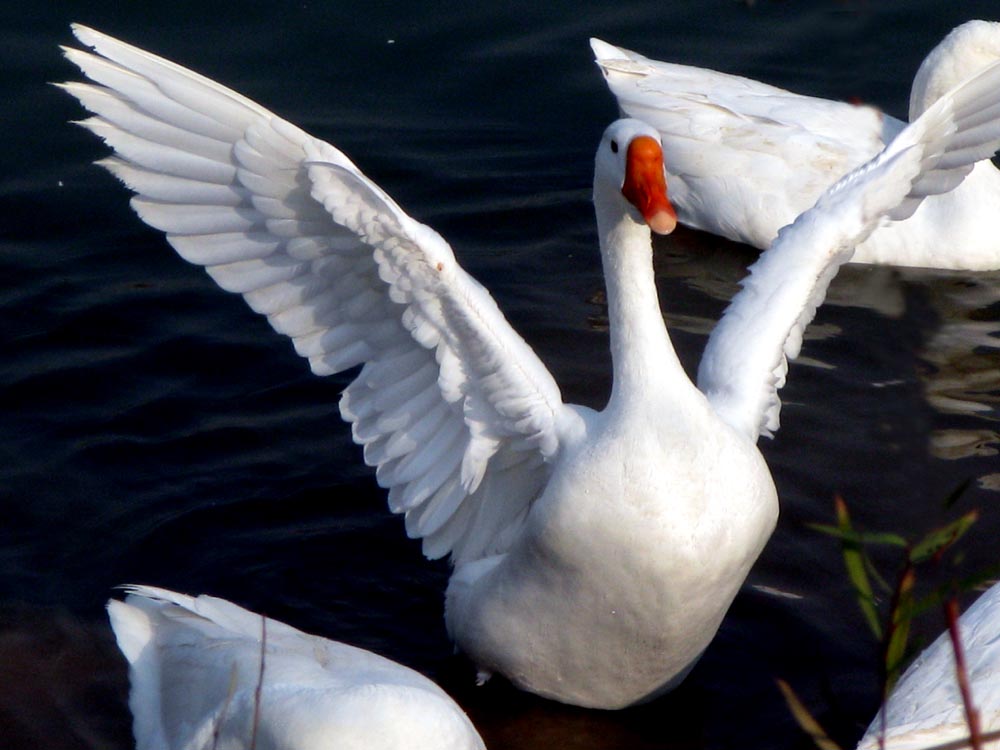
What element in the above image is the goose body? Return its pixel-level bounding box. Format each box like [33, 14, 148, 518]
[858, 582, 1000, 750]
[107, 585, 485, 750]
[61, 25, 1000, 708]
[593, 21, 1000, 270]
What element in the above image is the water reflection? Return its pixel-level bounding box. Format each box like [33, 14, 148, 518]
[627, 229, 1000, 475]
[902, 269, 1000, 465]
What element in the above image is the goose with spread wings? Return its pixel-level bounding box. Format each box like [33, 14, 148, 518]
[60, 25, 1000, 708]
[593, 21, 1000, 270]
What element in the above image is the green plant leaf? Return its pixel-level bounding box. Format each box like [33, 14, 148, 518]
[912, 570, 1000, 631]
[909, 511, 978, 565]
[805, 523, 908, 548]
[830, 497, 884, 639]
[863, 550, 893, 595]
[884, 567, 916, 692]
[776, 679, 843, 750]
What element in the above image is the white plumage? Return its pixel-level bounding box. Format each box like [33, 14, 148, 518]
[593, 21, 1000, 270]
[107, 585, 485, 750]
[61, 25, 1000, 707]
[858, 582, 1000, 750]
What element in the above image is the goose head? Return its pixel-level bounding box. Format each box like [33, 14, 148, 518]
[594, 119, 678, 236]
[910, 20, 1000, 120]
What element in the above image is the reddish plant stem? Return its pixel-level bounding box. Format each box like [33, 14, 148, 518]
[944, 597, 982, 750]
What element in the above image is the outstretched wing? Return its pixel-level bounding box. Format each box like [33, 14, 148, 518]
[61, 24, 583, 565]
[591, 38, 892, 248]
[697, 58, 1000, 441]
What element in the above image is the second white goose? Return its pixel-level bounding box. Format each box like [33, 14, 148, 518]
[593, 21, 1000, 270]
[108, 585, 486, 750]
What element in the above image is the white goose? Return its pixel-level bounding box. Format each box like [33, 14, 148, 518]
[108, 585, 486, 750]
[593, 21, 1000, 270]
[857, 582, 1000, 750]
[60, 24, 1000, 708]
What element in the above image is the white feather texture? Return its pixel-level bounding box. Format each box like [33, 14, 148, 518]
[107, 585, 485, 750]
[697, 54, 1000, 440]
[60, 24, 574, 568]
[593, 21, 1000, 271]
[857, 582, 1000, 750]
[61, 25, 1000, 708]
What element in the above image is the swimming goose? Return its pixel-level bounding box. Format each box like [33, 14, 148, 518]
[108, 585, 486, 750]
[857, 581, 1000, 750]
[593, 21, 1000, 270]
[60, 24, 1000, 708]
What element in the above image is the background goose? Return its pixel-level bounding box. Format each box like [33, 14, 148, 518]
[60, 24, 1000, 708]
[857, 581, 1000, 750]
[108, 585, 486, 750]
[593, 21, 1000, 270]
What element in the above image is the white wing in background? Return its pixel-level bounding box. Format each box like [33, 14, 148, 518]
[60, 24, 584, 565]
[697, 58, 1000, 441]
[591, 38, 893, 248]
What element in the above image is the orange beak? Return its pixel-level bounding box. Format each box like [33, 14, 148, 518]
[621, 135, 677, 235]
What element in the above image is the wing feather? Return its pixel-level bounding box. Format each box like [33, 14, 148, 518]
[98, 157, 247, 204]
[697, 59, 1000, 441]
[79, 118, 236, 183]
[62, 23, 578, 564]
[204, 257, 307, 295]
[591, 39, 889, 249]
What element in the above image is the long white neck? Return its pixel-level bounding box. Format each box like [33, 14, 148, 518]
[594, 179, 689, 409]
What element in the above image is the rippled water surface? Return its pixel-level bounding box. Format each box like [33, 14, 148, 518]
[3, 2, 1000, 748]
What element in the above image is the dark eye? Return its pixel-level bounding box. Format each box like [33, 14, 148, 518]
[610, 139, 619, 154]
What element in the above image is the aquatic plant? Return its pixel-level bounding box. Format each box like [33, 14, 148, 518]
[781, 491, 1000, 750]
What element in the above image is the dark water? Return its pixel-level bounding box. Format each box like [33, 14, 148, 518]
[3, 1, 1000, 748]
